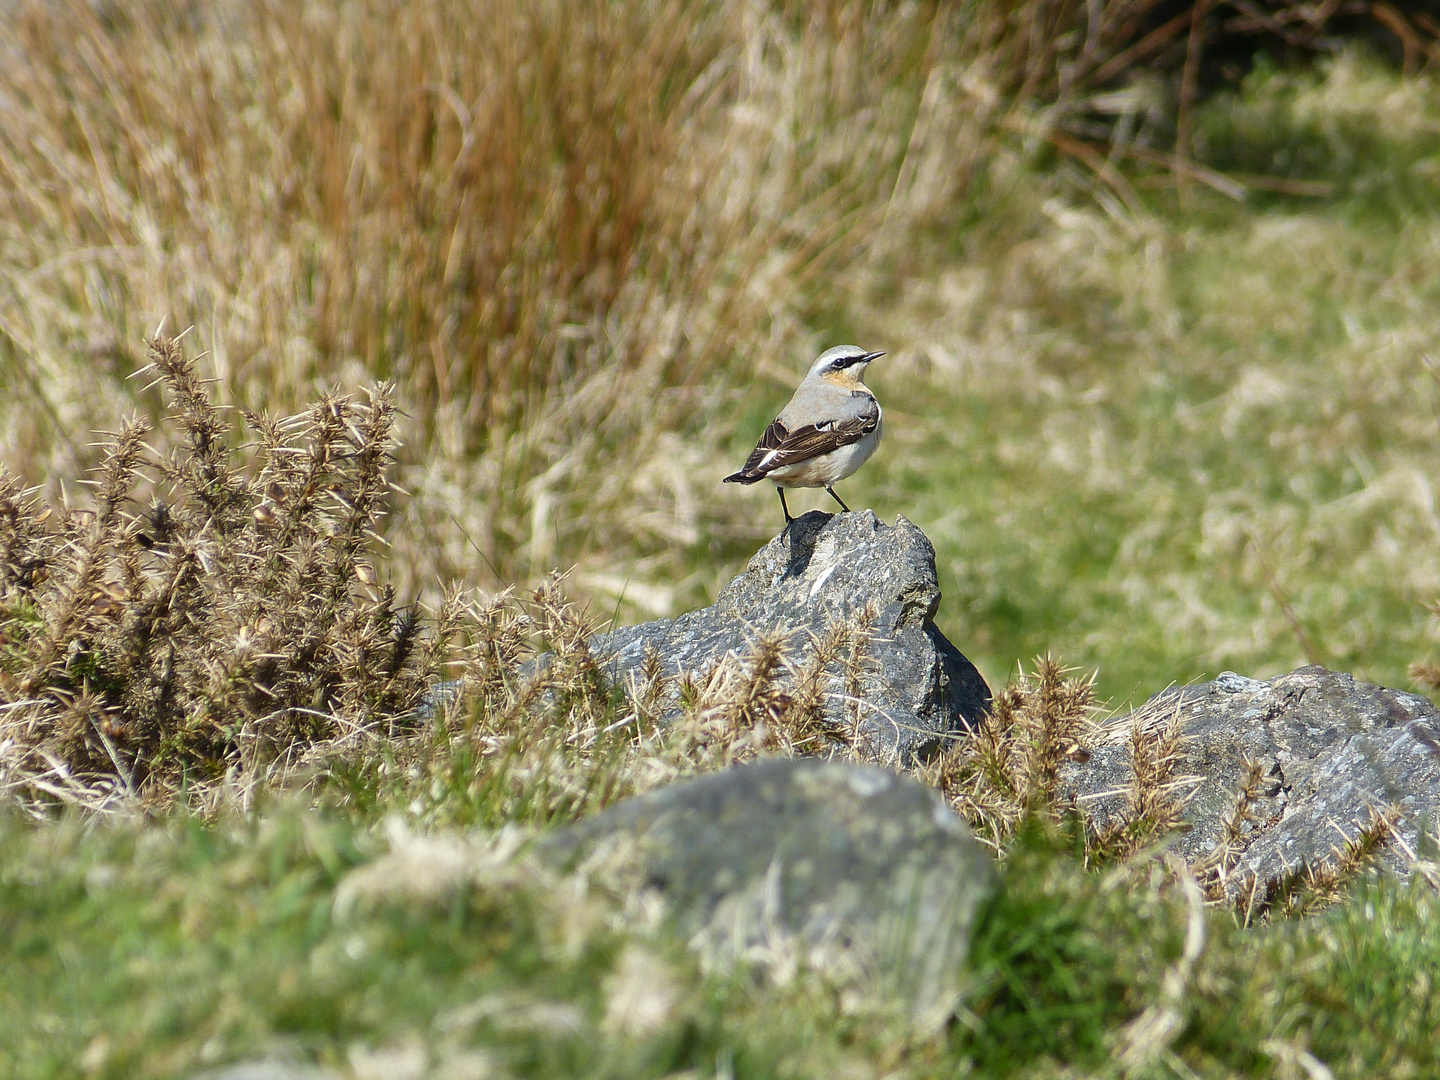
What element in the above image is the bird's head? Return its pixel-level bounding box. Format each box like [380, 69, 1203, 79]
[809, 344, 885, 387]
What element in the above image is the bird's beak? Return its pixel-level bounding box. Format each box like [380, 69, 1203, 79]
[860, 351, 885, 363]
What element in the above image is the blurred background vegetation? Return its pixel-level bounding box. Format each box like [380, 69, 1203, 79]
[8, 4, 1440, 1078]
[3, 0, 1440, 706]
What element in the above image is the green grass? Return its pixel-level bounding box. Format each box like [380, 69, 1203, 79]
[6, 804, 1440, 1079]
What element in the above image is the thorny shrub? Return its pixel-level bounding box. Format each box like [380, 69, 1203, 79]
[922, 656, 1099, 854]
[0, 336, 463, 807]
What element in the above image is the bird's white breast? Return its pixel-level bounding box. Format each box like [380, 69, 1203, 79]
[769, 412, 882, 488]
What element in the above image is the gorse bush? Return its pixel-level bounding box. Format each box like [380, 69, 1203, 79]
[922, 657, 1097, 853]
[0, 336, 458, 806]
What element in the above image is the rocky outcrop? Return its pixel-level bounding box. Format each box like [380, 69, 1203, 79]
[1061, 666, 1440, 897]
[590, 510, 990, 763]
[538, 757, 995, 1026]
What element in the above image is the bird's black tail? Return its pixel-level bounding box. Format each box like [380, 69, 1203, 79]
[723, 470, 764, 485]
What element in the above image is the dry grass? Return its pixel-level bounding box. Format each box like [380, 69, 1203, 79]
[6, 1, 1422, 617]
[3, 0, 1436, 700]
[0, 0, 997, 613]
[850, 42, 1440, 700]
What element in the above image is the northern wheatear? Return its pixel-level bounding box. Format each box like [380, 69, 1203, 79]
[724, 344, 885, 524]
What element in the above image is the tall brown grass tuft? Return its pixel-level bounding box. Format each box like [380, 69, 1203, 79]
[2, 0, 1429, 610]
[0, 0, 989, 604]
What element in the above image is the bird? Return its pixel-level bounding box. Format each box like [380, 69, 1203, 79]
[724, 344, 885, 525]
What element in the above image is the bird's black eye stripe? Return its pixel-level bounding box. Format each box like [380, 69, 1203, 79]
[826, 350, 881, 371]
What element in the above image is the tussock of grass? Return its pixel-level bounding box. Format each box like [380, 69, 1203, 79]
[3, 2, 1439, 697]
[6, 1, 1425, 624]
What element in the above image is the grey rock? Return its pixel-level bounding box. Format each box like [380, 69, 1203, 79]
[538, 757, 995, 1025]
[1060, 665, 1440, 896]
[590, 510, 990, 763]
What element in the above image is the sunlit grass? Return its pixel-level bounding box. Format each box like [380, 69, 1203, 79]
[6, 804, 1440, 1079]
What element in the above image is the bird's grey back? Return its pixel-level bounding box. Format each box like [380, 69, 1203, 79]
[779, 379, 877, 428]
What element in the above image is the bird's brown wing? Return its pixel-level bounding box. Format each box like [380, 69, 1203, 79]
[724, 407, 878, 483]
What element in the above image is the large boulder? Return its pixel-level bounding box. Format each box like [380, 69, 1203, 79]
[1061, 666, 1440, 897]
[590, 510, 990, 763]
[538, 757, 995, 1026]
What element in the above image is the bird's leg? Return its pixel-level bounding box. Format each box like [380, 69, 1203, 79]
[778, 487, 794, 525]
[826, 486, 851, 513]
